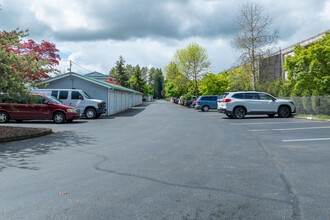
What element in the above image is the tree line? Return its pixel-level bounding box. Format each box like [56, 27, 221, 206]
[164, 2, 329, 99]
[109, 56, 164, 98]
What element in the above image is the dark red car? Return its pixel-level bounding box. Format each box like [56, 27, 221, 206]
[0, 93, 80, 123]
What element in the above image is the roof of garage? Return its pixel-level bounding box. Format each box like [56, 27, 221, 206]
[42, 72, 143, 95]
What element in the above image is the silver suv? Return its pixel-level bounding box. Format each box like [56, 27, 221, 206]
[217, 91, 295, 119]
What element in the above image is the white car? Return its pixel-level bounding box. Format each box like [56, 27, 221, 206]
[217, 91, 295, 119]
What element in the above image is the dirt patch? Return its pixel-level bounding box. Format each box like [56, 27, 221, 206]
[0, 126, 52, 143]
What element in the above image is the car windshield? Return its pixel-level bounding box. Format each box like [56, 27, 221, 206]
[81, 91, 93, 99]
[46, 95, 63, 104]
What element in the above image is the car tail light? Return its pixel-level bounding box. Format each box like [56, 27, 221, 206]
[193, 101, 195, 104]
[196, 101, 200, 103]
[221, 99, 231, 103]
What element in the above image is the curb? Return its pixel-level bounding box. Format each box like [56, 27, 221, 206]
[293, 116, 330, 122]
[0, 128, 53, 143]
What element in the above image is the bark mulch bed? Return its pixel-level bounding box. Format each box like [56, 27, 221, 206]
[0, 126, 52, 143]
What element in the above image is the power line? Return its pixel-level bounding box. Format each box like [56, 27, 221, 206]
[60, 59, 96, 74]
[71, 61, 94, 73]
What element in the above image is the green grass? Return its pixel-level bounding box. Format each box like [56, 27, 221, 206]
[295, 114, 330, 119]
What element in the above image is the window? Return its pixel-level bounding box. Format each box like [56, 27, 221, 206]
[232, 93, 244, 99]
[51, 91, 58, 98]
[244, 93, 259, 100]
[71, 91, 82, 100]
[46, 95, 62, 104]
[210, 96, 218, 101]
[59, 91, 68, 99]
[32, 95, 48, 104]
[258, 93, 274, 100]
[81, 91, 93, 99]
[219, 93, 228, 99]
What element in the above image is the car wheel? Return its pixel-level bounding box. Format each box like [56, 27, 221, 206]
[53, 112, 66, 123]
[85, 108, 96, 119]
[0, 111, 9, 123]
[278, 106, 291, 118]
[267, 114, 275, 118]
[202, 105, 210, 112]
[233, 107, 246, 119]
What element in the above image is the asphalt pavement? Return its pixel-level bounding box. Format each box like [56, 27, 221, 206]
[0, 100, 329, 220]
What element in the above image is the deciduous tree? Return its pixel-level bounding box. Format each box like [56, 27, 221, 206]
[233, 2, 278, 90]
[164, 61, 191, 97]
[284, 32, 330, 96]
[199, 72, 230, 95]
[172, 43, 211, 97]
[0, 29, 60, 100]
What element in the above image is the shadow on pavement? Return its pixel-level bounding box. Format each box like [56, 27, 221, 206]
[110, 102, 153, 118]
[0, 131, 96, 172]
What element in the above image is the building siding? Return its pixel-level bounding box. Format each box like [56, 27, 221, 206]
[43, 73, 143, 116]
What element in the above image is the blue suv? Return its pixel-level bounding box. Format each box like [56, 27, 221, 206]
[195, 95, 219, 112]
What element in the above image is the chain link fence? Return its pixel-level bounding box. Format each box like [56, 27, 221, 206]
[280, 96, 330, 115]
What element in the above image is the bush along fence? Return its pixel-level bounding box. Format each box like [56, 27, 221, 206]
[280, 96, 330, 116]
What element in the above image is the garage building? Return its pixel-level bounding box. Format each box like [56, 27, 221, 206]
[41, 72, 143, 116]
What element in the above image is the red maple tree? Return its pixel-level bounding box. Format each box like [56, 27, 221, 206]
[15, 39, 61, 81]
[2, 30, 61, 82]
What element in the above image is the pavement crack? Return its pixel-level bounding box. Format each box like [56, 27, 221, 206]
[76, 149, 292, 206]
[258, 141, 302, 219]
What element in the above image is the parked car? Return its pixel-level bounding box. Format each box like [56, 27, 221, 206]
[195, 95, 219, 111]
[31, 89, 106, 119]
[171, 97, 178, 104]
[178, 96, 184, 105]
[0, 94, 80, 123]
[184, 96, 197, 108]
[217, 91, 296, 119]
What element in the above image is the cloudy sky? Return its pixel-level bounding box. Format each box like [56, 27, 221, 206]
[0, 0, 329, 75]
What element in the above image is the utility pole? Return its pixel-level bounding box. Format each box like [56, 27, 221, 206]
[68, 60, 72, 72]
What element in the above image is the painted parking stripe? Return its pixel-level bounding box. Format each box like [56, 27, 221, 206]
[230, 121, 317, 125]
[249, 126, 330, 132]
[283, 138, 330, 142]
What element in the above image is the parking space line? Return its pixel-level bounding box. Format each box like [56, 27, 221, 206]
[249, 126, 330, 132]
[230, 121, 317, 126]
[283, 138, 330, 142]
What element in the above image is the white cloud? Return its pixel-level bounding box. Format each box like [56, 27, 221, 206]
[56, 37, 235, 75]
[30, 0, 101, 32]
[1, 0, 328, 76]
[320, 0, 330, 21]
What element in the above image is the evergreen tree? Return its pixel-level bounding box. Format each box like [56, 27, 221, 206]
[112, 56, 129, 87]
[153, 68, 164, 98]
[129, 65, 146, 93]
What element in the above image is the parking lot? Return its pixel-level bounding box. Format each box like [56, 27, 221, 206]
[1, 100, 329, 219]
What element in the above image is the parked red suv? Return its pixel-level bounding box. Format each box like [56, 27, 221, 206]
[0, 93, 80, 123]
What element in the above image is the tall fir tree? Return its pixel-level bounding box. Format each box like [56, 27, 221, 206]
[153, 68, 164, 99]
[129, 65, 146, 94]
[111, 56, 129, 87]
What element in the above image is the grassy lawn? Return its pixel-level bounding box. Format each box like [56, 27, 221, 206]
[294, 114, 330, 120]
